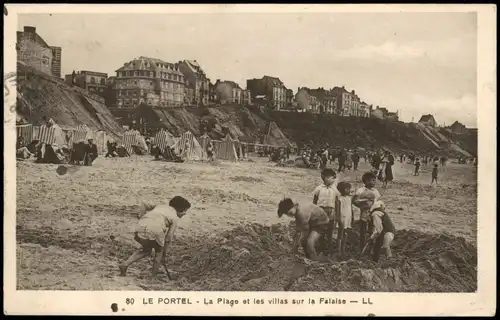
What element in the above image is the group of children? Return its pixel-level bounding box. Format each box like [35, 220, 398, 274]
[119, 168, 395, 280]
[278, 168, 396, 262]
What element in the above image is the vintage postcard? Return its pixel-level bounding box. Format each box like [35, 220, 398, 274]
[3, 3, 496, 316]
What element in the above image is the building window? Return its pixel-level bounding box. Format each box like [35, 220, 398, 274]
[134, 71, 139, 76]
[90, 77, 96, 84]
[134, 81, 137, 85]
[100, 78, 105, 85]
[149, 71, 153, 77]
[140, 89, 144, 96]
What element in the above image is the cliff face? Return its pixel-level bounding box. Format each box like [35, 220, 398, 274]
[155, 105, 477, 156]
[15, 62, 124, 138]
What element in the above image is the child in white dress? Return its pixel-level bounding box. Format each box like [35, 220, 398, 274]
[335, 181, 354, 256]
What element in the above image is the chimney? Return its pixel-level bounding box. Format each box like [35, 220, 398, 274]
[342, 86, 345, 89]
[351, 90, 355, 94]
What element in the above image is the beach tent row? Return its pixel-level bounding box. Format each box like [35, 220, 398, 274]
[16, 122, 114, 154]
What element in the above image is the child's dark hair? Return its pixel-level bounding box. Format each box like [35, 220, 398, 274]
[277, 198, 294, 218]
[169, 196, 191, 212]
[321, 168, 336, 178]
[362, 172, 377, 183]
[337, 181, 351, 193]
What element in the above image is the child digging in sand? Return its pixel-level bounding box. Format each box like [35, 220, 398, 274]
[367, 200, 396, 262]
[119, 196, 191, 280]
[278, 198, 330, 261]
[335, 181, 354, 257]
[352, 172, 381, 252]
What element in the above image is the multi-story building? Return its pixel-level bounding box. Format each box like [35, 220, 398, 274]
[371, 106, 399, 121]
[241, 89, 252, 105]
[178, 60, 210, 106]
[246, 76, 287, 110]
[330, 86, 355, 116]
[214, 80, 241, 104]
[16, 26, 55, 75]
[295, 87, 336, 114]
[449, 121, 468, 134]
[418, 114, 437, 127]
[65, 70, 108, 96]
[359, 101, 372, 118]
[114, 56, 186, 109]
[286, 89, 294, 108]
[50, 46, 62, 78]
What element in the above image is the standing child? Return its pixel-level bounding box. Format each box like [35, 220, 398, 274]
[277, 198, 330, 261]
[367, 200, 396, 262]
[119, 196, 191, 280]
[431, 163, 439, 185]
[352, 172, 381, 252]
[312, 168, 339, 254]
[335, 182, 354, 256]
[414, 158, 421, 176]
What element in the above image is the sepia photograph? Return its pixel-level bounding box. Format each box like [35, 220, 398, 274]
[4, 3, 496, 316]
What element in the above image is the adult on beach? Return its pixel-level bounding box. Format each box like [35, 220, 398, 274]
[383, 151, 395, 188]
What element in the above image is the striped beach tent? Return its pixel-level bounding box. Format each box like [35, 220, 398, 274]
[93, 130, 107, 154]
[66, 125, 94, 146]
[171, 131, 205, 161]
[198, 133, 211, 152]
[35, 122, 66, 146]
[214, 135, 239, 161]
[16, 124, 34, 144]
[120, 130, 148, 155]
[153, 129, 176, 151]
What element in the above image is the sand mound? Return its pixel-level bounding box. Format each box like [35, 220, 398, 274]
[173, 222, 477, 292]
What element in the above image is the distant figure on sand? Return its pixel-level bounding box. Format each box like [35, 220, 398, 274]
[431, 164, 439, 185]
[414, 158, 421, 176]
[382, 151, 395, 188]
[277, 198, 330, 261]
[119, 196, 191, 280]
[351, 151, 360, 171]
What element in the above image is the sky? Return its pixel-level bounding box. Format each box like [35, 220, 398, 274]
[18, 12, 477, 127]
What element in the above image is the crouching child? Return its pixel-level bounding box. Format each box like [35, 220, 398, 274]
[278, 198, 330, 261]
[368, 200, 396, 262]
[119, 196, 191, 280]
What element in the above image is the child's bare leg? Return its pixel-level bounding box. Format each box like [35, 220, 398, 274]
[340, 229, 347, 254]
[306, 231, 321, 261]
[151, 248, 163, 279]
[337, 223, 344, 255]
[382, 233, 394, 258]
[119, 248, 152, 276]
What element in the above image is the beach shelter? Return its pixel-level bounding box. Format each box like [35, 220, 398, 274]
[16, 124, 34, 144]
[171, 131, 205, 161]
[153, 129, 176, 151]
[65, 124, 95, 147]
[120, 129, 148, 155]
[34, 121, 66, 146]
[214, 135, 239, 161]
[93, 130, 108, 154]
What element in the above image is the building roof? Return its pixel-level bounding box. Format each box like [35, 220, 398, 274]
[81, 70, 108, 77]
[217, 80, 241, 90]
[450, 120, 465, 127]
[418, 114, 436, 122]
[331, 86, 350, 94]
[116, 56, 183, 76]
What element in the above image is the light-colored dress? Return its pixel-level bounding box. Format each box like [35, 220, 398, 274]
[337, 195, 353, 229]
[135, 204, 179, 247]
